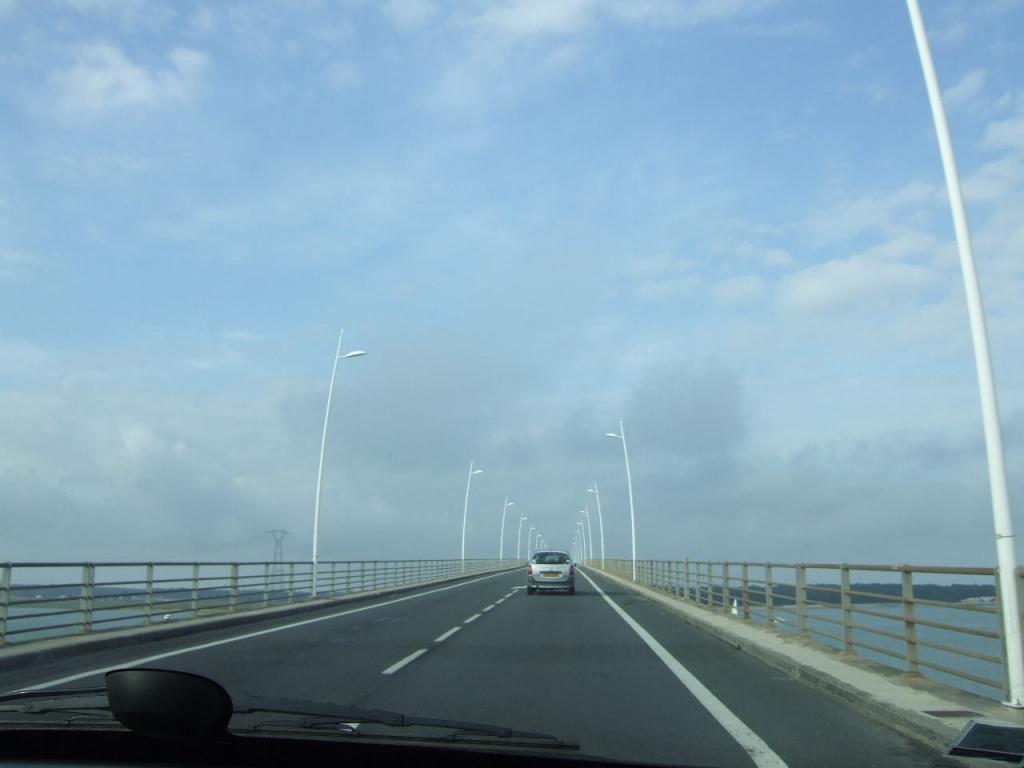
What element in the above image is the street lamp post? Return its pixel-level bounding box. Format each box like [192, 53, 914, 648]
[581, 508, 594, 564]
[906, 0, 1024, 707]
[461, 461, 483, 571]
[312, 329, 367, 598]
[605, 419, 637, 581]
[527, 525, 535, 557]
[577, 521, 587, 564]
[587, 484, 606, 567]
[516, 515, 528, 560]
[499, 498, 514, 560]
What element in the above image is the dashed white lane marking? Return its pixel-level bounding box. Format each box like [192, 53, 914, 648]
[482, 604, 495, 612]
[434, 626, 461, 643]
[496, 598, 506, 604]
[580, 571, 788, 768]
[381, 648, 428, 675]
[16, 569, 519, 692]
[463, 613, 481, 624]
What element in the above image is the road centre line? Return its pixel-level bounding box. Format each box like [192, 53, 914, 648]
[16, 569, 518, 693]
[463, 613, 481, 624]
[381, 648, 428, 675]
[580, 571, 788, 768]
[434, 626, 461, 643]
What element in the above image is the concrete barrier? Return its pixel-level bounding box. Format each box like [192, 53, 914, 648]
[0, 566, 522, 676]
[586, 565, 1024, 754]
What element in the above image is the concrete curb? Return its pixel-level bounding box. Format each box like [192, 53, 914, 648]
[586, 567, 1023, 756]
[0, 567, 521, 675]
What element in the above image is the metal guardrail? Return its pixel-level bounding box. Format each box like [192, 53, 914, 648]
[0, 559, 522, 646]
[592, 559, 1014, 702]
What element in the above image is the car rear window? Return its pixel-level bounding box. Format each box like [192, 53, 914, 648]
[534, 553, 569, 565]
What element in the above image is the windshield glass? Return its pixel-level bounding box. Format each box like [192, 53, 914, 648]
[2, 2, 1022, 767]
[534, 553, 570, 565]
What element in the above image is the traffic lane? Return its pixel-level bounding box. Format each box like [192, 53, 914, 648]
[581, 570, 938, 768]
[3, 569, 523, 702]
[359, 571, 757, 767]
[139, 568, 525, 705]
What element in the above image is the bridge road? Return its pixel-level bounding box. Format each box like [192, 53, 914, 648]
[2, 568, 939, 767]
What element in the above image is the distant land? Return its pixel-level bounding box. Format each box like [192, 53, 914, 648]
[709, 582, 996, 606]
[11, 582, 997, 606]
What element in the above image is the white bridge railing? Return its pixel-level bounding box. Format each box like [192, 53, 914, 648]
[0, 559, 522, 646]
[592, 559, 1015, 703]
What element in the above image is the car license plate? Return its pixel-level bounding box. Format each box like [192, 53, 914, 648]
[543, 572, 560, 578]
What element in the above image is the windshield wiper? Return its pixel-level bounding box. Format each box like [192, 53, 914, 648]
[231, 696, 578, 749]
[0, 681, 577, 751]
[0, 686, 110, 716]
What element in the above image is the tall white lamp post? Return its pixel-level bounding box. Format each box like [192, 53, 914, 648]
[605, 419, 637, 581]
[312, 329, 366, 598]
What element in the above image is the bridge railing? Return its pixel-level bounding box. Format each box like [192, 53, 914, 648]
[591, 558, 1011, 702]
[0, 559, 521, 646]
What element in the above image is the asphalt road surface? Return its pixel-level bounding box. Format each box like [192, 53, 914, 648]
[2, 568, 942, 767]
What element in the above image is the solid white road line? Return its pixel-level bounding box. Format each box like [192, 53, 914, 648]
[580, 571, 788, 768]
[381, 648, 428, 675]
[15, 569, 518, 693]
[463, 613, 481, 624]
[434, 626, 461, 643]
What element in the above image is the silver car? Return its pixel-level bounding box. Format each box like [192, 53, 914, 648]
[526, 550, 575, 595]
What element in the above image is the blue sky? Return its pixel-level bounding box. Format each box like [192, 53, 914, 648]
[2, 0, 1024, 568]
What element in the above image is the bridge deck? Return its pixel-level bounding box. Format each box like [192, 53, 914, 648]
[1, 568, 945, 767]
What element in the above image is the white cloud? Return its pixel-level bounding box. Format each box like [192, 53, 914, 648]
[778, 256, 937, 315]
[929, 21, 968, 44]
[943, 68, 987, 111]
[728, 18, 821, 38]
[860, 230, 937, 262]
[218, 330, 267, 343]
[188, 5, 216, 35]
[984, 115, 1024, 151]
[629, 252, 696, 276]
[602, 0, 777, 28]
[635, 276, 700, 300]
[963, 154, 1024, 204]
[802, 180, 938, 245]
[429, 0, 777, 115]
[0, 250, 50, 279]
[763, 248, 796, 268]
[867, 81, 894, 103]
[0, 340, 51, 374]
[626, 253, 699, 299]
[844, 47, 877, 69]
[382, 0, 440, 30]
[324, 60, 360, 89]
[55, 0, 175, 30]
[52, 44, 208, 118]
[540, 41, 583, 73]
[473, 0, 594, 40]
[713, 275, 764, 304]
[469, 0, 778, 43]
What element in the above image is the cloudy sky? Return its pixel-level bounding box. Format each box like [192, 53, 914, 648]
[2, 0, 1024, 569]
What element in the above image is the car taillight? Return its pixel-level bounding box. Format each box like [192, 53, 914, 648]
[569, 565, 575, 576]
[527, 564, 533, 575]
